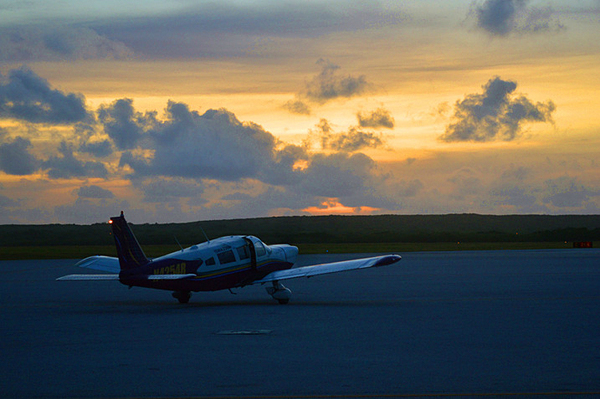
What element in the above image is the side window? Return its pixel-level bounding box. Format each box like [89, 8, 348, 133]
[205, 257, 216, 266]
[217, 250, 236, 264]
[254, 242, 267, 257]
[236, 245, 250, 260]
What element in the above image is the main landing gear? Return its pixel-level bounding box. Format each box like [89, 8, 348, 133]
[266, 281, 292, 304]
[172, 291, 191, 304]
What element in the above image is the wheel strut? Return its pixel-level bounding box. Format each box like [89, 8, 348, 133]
[172, 291, 191, 304]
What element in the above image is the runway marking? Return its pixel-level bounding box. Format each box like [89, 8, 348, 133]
[215, 329, 272, 335]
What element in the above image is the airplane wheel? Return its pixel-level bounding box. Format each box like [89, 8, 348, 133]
[277, 298, 290, 305]
[172, 291, 191, 304]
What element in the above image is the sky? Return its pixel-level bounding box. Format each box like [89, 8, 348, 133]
[0, 0, 599, 224]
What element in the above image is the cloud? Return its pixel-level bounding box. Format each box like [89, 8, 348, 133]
[357, 107, 395, 129]
[0, 26, 133, 62]
[98, 98, 152, 150]
[542, 176, 600, 208]
[116, 101, 302, 184]
[302, 59, 371, 104]
[491, 185, 538, 209]
[440, 76, 555, 142]
[79, 139, 113, 158]
[87, 3, 404, 59]
[0, 194, 17, 208]
[448, 168, 483, 199]
[313, 119, 385, 152]
[283, 60, 373, 114]
[501, 165, 530, 180]
[472, 0, 564, 36]
[139, 178, 205, 203]
[43, 142, 108, 179]
[53, 198, 135, 224]
[283, 99, 311, 115]
[0, 67, 90, 124]
[0, 136, 40, 175]
[76, 185, 114, 199]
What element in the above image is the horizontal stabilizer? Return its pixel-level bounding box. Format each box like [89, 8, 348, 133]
[147, 274, 196, 280]
[253, 254, 401, 284]
[57, 274, 120, 281]
[76, 256, 120, 273]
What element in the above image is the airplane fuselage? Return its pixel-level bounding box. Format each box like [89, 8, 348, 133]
[118, 235, 298, 292]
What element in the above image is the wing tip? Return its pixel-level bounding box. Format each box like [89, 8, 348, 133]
[373, 254, 402, 267]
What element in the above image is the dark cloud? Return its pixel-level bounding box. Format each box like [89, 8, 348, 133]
[521, 5, 565, 34]
[448, 169, 483, 199]
[440, 76, 555, 142]
[88, 3, 404, 59]
[53, 198, 135, 224]
[116, 101, 302, 183]
[501, 165, 530, 180]
[139, 178, 204, 203]
[474, 0, 525, 36]
[357, 107, 395, 129]
[92, 98, 398, 214]
[0, 67, 90, 124]
[98, 98, 153, 150]
[293, 152, 403, 211]
[79, 139, 113, 158]
[73, 122, 114, 157]
[313, 119, 384, 152]
[0, 136, 40, 175]
[543, 177, 600, 208]
[43, 142, 108, 179]
[491, 185, 538, 209]
[0, 26, 133, 62]
[0, 194, 17, 208]
[297, 152, 376, 198]
[302, 59, 371, 104]
[283, 99, 311, 115]
[76, 185, 114, 199]
[472, 0, 563, 36]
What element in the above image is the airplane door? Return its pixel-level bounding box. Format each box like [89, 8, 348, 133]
[243, 237, 257, 270]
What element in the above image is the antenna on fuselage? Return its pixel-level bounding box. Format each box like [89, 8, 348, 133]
[200, 226, 210, 244]
[174, 235, 184, 252]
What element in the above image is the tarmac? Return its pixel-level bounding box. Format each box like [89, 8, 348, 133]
[1, 249, 599, 398]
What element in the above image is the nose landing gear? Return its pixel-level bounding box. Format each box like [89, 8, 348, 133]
[266, 281, 292, 304]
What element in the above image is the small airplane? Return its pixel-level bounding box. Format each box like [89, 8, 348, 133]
[58, 212, 402, 304]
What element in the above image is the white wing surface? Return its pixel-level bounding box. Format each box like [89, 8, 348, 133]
[57, 274, 120, 281]
[57, 273, 196, 281]
[253, 254, 401, 284]
[75, 256, 120, 273]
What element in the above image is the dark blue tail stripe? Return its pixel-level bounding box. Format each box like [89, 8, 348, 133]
[110, 212, 150, 270]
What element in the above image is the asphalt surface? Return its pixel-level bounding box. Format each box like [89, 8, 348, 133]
[1, 249, 599, 398]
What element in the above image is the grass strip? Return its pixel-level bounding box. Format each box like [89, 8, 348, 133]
[0, 241, 580, 260]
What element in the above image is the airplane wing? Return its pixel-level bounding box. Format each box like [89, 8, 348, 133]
[57, 273, 196, 281]
[57, 274, 120, 281]
[59, 256, 196, 281]
[253, 254, 401, 284]
[75, 256, 120, 273]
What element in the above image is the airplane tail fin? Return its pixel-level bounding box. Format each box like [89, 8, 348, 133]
[110, 211, 150, 270]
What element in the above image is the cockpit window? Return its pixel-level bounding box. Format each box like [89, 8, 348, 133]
[236, 245, 250, 260]
[217, 250, 236, 264]
[205, 257, 216, 266]
[254, 242, 267, 257]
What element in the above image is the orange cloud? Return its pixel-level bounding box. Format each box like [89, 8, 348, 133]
[303, 198, 379, 215]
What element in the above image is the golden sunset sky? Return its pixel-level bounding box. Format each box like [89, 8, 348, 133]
[0, 0, 599, 223]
